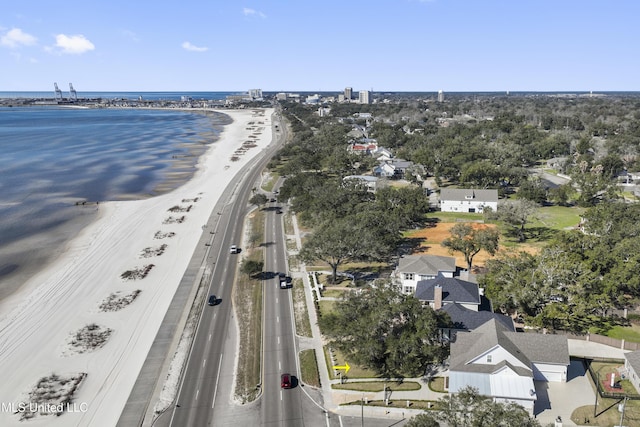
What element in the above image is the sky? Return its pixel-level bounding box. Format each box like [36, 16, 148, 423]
[1, 0, 639, 92]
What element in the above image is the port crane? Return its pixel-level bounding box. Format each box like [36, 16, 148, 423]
[69, 83, 77, 101]
[54, 82, 63, 101]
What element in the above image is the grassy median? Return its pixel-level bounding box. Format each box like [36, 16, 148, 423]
[233, 210, 264, 403]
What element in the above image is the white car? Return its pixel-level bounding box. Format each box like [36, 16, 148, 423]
[230, 245, 238, 254]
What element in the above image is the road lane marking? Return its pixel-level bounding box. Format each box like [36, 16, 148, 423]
[203, 359, 206, 368]
[276, 297, 279, 304]
[277, 316, 279, 323]
[212, 355, 223, 408]
[196, 389, 199, 401]
[209, 333, 212, 341]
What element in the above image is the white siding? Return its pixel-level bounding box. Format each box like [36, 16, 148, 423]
[468, 346, 531, 371]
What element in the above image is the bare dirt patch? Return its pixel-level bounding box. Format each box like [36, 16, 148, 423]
[406, 222, 539, 268]
[17, 373, 87, 420]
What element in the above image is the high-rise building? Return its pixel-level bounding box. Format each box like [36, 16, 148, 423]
[344, 87, 352, 101]
[359, 90, 370, 104]
[438, 90, 444, 102]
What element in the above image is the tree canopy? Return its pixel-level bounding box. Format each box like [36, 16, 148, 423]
[318, 285, 450, 377]
[441, 223, 499, 270]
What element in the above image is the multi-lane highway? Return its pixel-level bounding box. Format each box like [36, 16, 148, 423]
[261, 190, 304, 425]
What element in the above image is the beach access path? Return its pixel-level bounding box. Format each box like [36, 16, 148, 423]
[0, 108, 274, 427]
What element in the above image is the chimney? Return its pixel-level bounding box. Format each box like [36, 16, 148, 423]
[433, 285, 443, 310]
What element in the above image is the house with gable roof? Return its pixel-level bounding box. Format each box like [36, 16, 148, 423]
[448, 319, 570, 414]
[440, 188, 498, 213]
[396, 255, 457, 295]
[415, 276, 481, 311]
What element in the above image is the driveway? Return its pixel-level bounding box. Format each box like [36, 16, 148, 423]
[534, 359, 594, 426]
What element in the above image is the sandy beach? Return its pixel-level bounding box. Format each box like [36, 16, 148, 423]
[0, 108, 274, 426]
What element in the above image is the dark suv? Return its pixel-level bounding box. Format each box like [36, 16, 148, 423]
[208, 295, 218, 306]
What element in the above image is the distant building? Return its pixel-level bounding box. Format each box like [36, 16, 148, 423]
[344, 87, 353, 101]
[438, 90, 444, 102]
[248, 89, 263, 100]
[305, 94, 321, 104]
[276, 92, 288, 101]
[359, 90, 370, 104]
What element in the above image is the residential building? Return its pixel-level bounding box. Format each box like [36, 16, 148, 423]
[448, 319, 570, 414]
[624, 350, 640, 393]
[343, 175, 378, 193]
[415, 276, 481, 311]
[396, 255, 456, 294]
[373, 158, 414, 179]
[438, 90, 444, 102]
[440, 188, 498, 213]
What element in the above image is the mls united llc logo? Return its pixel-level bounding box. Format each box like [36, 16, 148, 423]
[1, 402, 88, 414]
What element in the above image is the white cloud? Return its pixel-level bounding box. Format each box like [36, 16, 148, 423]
[182, 41, 208, 52]
[1, 28, 37, 48]
[54, 34, 95, 54]
[243, 7, 266, 18]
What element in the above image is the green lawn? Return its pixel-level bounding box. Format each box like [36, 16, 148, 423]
[531, 205, 585, 230]
[299, 349, 321, 387]
[600, 324, 640, 343]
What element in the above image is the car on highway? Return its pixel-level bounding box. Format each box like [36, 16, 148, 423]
[281, 373, 292, 389]
[230, 245, 238, 254]
[208, 295, 219, 306]
[279, 272, 288, 289]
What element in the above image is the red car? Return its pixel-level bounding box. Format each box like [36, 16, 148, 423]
[281, 373, 292, 389]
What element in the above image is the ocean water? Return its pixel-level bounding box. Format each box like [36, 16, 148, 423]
[0, 106, 230, 299]
[0, 91, 241, 100]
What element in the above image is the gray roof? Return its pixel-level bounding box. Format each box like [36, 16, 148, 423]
[449, 319, 569, 376]
[504, 331, 570, 365]
[440, 188, 498, 203]
[415, 276, 480, 305]
[625, 350, 640, 375]
[442, 303, 515, 332]
[397, 255, 456, 276]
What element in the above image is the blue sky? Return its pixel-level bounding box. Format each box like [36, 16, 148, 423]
[2, 0, 639, 92]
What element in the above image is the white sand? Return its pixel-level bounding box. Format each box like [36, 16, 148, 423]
[0, 108, 274, 426]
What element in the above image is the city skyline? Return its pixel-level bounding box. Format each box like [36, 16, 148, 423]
[2, 0, 639, 92]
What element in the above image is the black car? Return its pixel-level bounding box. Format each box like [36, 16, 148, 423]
[208, 295, 218, 306]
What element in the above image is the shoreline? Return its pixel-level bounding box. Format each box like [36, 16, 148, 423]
[0, 108, 274, 426]
[0, 108, 229, 302]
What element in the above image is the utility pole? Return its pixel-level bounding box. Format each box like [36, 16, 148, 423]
[619, 396, 628, 427]
[361, 395, 364, 427]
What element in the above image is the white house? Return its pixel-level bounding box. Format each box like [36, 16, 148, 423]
[396, 255, 456, 295]
[624, 350, 640, 393]
[449, 320, 570, 414]
[440, 188, 498, 214]
[343, 175, 379, 193]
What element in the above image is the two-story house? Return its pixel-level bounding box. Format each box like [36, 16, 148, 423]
[440, 188, 498, 214]
[396, 255, 457, 295]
